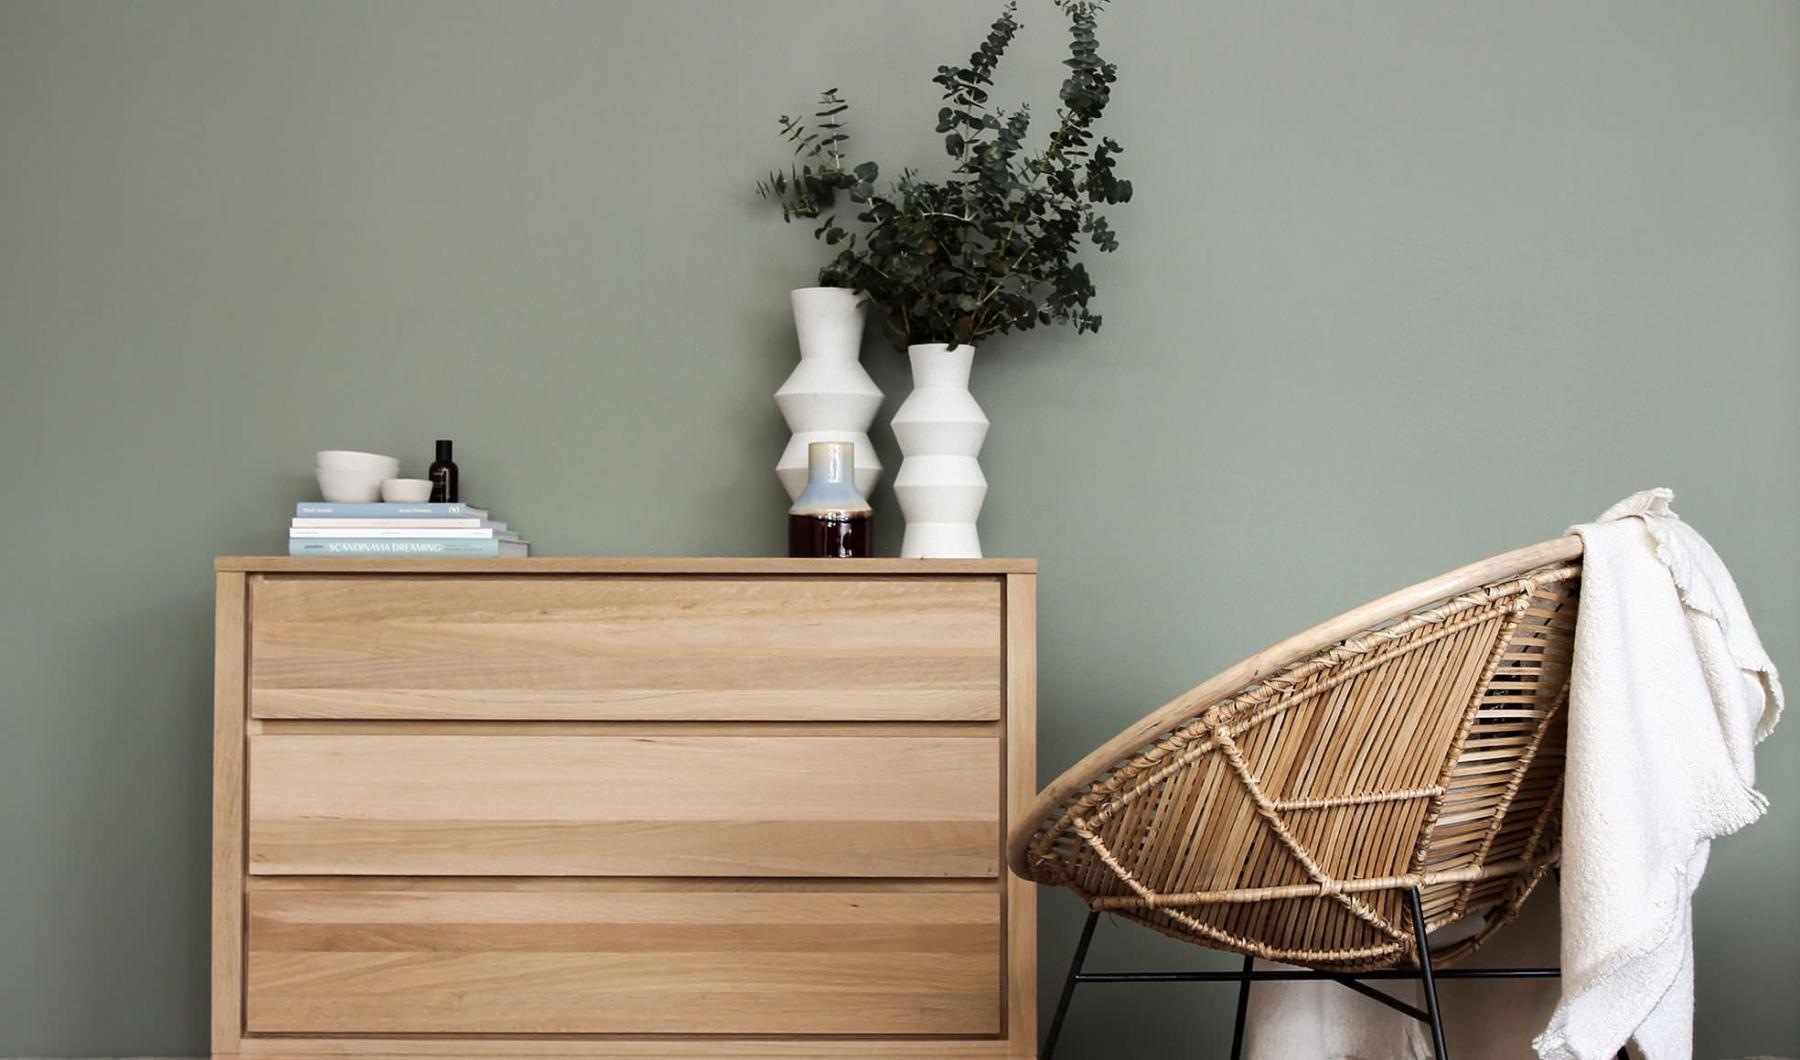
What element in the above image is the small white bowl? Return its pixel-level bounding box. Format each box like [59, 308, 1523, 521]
[380, 478, 435, 503]
[316, 450, 401, 476]
[316, 466, 385, 503]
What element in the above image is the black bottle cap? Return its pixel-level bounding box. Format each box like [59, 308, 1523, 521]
[435, 439, 453, 460]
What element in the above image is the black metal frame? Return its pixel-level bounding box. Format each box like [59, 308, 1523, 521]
[1040, 890, 1628, 1060]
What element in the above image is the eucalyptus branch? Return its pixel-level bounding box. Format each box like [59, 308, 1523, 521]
[756, 0, 1131, 350]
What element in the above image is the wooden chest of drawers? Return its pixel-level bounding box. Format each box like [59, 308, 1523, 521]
[212, 557, 1037, 1059]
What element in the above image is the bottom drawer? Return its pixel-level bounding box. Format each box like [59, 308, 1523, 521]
[246, 881, 1002, 1036]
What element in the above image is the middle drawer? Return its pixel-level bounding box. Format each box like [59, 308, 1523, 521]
[248, 731, 1001, 877]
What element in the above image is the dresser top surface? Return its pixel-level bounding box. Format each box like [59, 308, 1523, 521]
[215, 556, 1037, 575]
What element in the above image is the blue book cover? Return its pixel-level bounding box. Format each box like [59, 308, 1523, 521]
[288, 537, 525, 557]
[294, 502, 489, 519]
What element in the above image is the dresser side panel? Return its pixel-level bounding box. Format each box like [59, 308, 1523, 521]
[213, 572, 248, 1057]
[1003, 573, 1039, 1053]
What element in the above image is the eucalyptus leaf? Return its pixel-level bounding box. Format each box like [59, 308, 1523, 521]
[755, 0, 1127, 349]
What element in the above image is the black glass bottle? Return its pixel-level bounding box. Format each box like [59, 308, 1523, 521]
[428, 439, 459, 503]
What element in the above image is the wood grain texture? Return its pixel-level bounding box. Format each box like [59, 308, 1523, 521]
[219, 556, 1036, 574]
[219, 564, 1038, 1057]
[1002, 574, 1038, 1049]
[213, 572, 247, 1057]
[235, 1039, 1031, 1059]
[252, 719, 1001, 738]
[247, 876, 999, 893]
[249, 575, 1001, 722]
[248, 733, 1000, 877]
[245, 885, 1001, 1035]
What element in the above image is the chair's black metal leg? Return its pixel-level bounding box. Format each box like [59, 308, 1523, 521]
[1228, 952, 1254, 1060]
[1042, 910, 1099, 1060]
[1329, 973, 1431, 1022]
[1408, 889, 1450, 1060]
[1040, 895, 1574, 1060]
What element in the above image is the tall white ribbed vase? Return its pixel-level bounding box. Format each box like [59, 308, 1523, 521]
[775, 287, 882, 501]
[893, 343, 989, 558]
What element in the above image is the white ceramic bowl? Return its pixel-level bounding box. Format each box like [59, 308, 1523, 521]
[316, 466, 386, 503]
[316, 450, 401, 477]
[380, 477, 434, 503]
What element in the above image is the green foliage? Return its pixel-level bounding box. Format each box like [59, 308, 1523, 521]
[756, 1, 1131, 349]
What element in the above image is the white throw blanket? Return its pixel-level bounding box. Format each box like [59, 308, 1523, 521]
[1540, 489, 1782, 1058]
[1246, 490, 1782, 1060]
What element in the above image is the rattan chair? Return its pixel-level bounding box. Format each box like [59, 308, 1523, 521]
[1009, 536, 1623, 1060]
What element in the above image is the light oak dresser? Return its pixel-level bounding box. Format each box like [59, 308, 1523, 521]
[212, 556, 1037, 1059]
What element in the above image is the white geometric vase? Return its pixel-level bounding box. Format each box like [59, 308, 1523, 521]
[775, 287, 883, 501]
[892, 343, 989, 558]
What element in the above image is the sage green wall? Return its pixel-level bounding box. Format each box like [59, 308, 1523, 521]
[2, 1, 1796, 1056]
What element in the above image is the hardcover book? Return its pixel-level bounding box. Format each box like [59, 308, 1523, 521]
[290, 517, 503, 529]
[287, 538, 527, 558]
[289, 527, 517, 539]
[294, 502, 489, 519]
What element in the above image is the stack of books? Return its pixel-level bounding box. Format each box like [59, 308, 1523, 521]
[288, 502, 530, 557]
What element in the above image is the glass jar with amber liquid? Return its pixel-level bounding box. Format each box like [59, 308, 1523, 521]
[787, 440, 873, 558]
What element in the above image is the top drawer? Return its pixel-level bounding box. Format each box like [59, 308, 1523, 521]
[248, 575, 1002, 721]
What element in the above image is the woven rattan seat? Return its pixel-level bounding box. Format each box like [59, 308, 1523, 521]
[1010, 536, 1584, 975]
